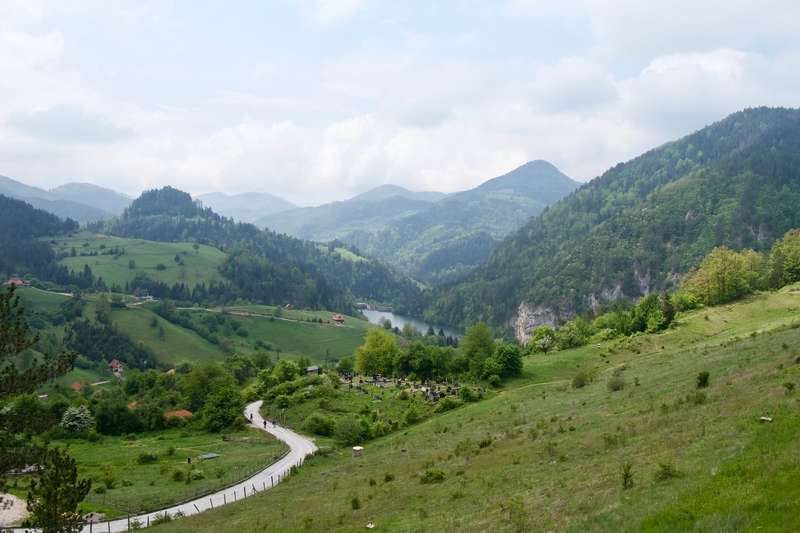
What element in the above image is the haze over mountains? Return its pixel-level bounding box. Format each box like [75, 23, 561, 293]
[259, 161, 581, 285]
[0, 175, 132, 222]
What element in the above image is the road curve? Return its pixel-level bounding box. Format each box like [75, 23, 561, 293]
[14, 401, 317, 533]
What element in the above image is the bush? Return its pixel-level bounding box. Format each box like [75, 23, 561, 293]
[151, 513, 172, 525]
[303, 412, 334, 437]
[687, 391, 707, 405]
[334, 417, 364, 446]
[696, 371, 710, 389]
[620, 462, 634, 490]
[487, 374, 502, 388]
[654, 459, 680, 481]
[572, 371, 588, 389]
[420, 469, 445, 484]
[459, 385, 479, 402]
[351, 496, 361, 510]
[171, 468, 185, 482]
[607, 376, 626, 391]
[137, 451, 159, 464]
[93, 484, 106, 494]
[190, 469, 205, 480]
[156, 263, 166, 270]
[434, 397, 462, 413]
[384, 472, 395, 482]
[403, 405, 421, 425]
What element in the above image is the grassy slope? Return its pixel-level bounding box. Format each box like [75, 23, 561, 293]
[16, 289, 372, 383]
[153, 288, 800, 533]
[55, 232, 226, 288]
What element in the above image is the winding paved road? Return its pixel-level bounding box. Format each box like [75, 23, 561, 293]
[14, 401, 316, 533]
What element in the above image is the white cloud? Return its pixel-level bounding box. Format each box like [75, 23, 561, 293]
[212, 91, 353, 113]
[7, 104, 135, 142]
[309, 0, 371, 27]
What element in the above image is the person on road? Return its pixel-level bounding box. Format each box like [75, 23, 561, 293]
[263, 420, 267, 429]
[249, 413, 253, 422]
[273, 420, 277, 428]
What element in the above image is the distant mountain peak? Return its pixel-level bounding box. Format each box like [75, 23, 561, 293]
[349, 184, 447, 203]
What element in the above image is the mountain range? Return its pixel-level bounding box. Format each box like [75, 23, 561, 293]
[193, 191, 298, 224]
[258, 160, 581, 285]
[409, 106, 800, 341]
[0, 175, 132, 222]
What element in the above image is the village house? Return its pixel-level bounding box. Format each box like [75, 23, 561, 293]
[164, 409, 192, 420]
[306, 366, 320, 375]
[109, 359, 124, 373]
[332, 314, 345, 324]
[3, 277, 30, 288]
[284, 303, 293, 310]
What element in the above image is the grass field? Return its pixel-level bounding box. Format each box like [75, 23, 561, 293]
[148, 288, 800, 533]
[5, 426, 287, 519]
[54, 232, 226, 289]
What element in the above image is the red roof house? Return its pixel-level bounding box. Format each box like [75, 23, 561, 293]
[109, 359, 124, 373]
[71, 381, 85, 392]
[332, 314, 345, 323]
[3, 277, 29, 288]
[284, 303, 293, 310]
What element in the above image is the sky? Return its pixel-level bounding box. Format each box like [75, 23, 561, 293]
[1, 1, 799, 207]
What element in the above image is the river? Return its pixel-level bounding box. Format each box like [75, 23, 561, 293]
[360, 309, 462, 339]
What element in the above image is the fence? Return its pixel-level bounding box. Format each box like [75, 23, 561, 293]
[84, 445, 290, 516]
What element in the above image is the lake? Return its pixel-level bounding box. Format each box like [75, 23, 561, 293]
[360, 309, 462, 339]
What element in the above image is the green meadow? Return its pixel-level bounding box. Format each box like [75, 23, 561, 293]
[4, 426, 287, 519]
[55, 232, 226, 288]
[150, 287, 800, 533]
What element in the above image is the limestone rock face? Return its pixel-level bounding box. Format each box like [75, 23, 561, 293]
[514, 302, 558, 345]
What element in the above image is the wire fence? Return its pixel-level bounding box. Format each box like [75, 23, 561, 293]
[84, 444, 290, 516]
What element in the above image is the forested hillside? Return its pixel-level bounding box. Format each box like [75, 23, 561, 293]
[411, 107, 800, 336]
[87, 187, 419, 310]
[261, 161, 579, 285]
[0, 194, 82, 286]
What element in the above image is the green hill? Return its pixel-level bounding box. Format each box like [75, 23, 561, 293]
[412, 107, 800, 336]
[148, 286, 800, 533]
[193, 191, 298, 224]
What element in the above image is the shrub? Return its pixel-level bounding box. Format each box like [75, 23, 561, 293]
[304, 412, 334, 437]
[607, 376, 626, 391]
[171, 468, 185, 482]
[137, 451, 159, 464]
[460, 385, 479, 402]
[351, 496, 361, 510]
[783, 381, 795, 394]
[654, 459, 680, 481]
[93, 484, 106, 494]
[403, 405, 421, 425]
[384, 472, 395, 482]
[190, 469, 205, 480]
[620, 462, 634, 490]
[156, 263, 166, 270]
[573, 372, 590, 390]
[687, 391, 707, 405]
[434, 397, 462, 413]
[420, 469, 445, 484]
[151, 513, 172, 525]
[166, 445, 175, 456]
[334, 417, 364, 446]
[487, 374, 502, 388]
[696, 371, 710, 389]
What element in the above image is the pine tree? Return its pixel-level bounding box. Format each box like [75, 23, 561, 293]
[25, 446, 91, 533]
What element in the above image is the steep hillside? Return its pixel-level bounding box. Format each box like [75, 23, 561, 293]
[0, 194, 79, 285]
[413, 107, 800, 338]
[260, 161, 579, 286]
[151, 288, 800, 532]
[194, 191, 297, 224]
